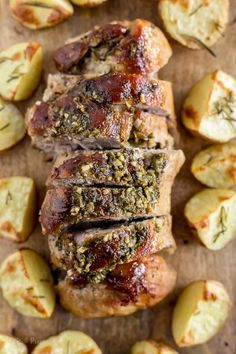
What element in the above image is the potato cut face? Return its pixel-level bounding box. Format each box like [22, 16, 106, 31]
[0, 42, 43, 101]
[159, 0, 229, 49]
[10, 0, 74, 29]
[191, 142, 236, 188]
[172, 280, 231, 347]
[0, 334, 28, 354]
[0, 249, 55, 318]
[0, 177, 36, 242]
[71, 0, 106, 6]
[182, 70, 236, 142]
[131, 340, 178, 354]
[32, 330, 102, 353]
[185, 189, 236, 250]
[0, 98, 26, 151]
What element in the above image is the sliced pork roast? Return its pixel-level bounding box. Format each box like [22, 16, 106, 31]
[49, 216, 176, 283]
[57, 254, 176, 318]
[27, 74, 175, 155]
[47, 149, 184, 187]
[54, 19, 172, 77]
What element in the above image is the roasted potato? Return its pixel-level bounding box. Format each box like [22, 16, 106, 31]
[182, 70, 236, 143]
[32, 330, 102, 353]
[0, 42, 43, 101]
[0, 98, 26, 151]
[70, 0, 107, 6]
[159, 0, 229, 49]
[0, 334, 28, 354]
[191, 142, 236, 189]
[0, 249, 55, 318]
[172, 280, 231, 347]
[131, 340, 178, 354]
[10, 0, 74, 30]
[184, 189, 236, 250]
[0, 177, 36, 242]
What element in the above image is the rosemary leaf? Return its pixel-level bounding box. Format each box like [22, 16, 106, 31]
[189, 4, 203, 16]
[5, 191, 13, 205]
[180, 34, 216, 57]
[213, 206, 227, 243]
[0, 57, 12, 65]
[215, 23, 225, 37]
[0, 123, 10, 131]
[0, 105, 5, 112]
[32, 295, 45, 299]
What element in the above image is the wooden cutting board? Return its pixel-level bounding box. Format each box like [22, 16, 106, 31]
[0, 1, 235, 353]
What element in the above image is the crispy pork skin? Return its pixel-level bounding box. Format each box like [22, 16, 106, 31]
[57, 255, 176, 318]
[48, 216, 176, 282]
[54, 19, 172, 77]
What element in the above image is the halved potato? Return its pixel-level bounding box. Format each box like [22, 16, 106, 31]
[0, 249, 55, 318]
[172, 280, 231, 347]
[159, 0, 229, 49]
[182, 70, 236, 142]
[191, 142, 236, 188]
[0, 334, 28, 354]
[70, 0, 107, 6]
[0, 177, 36, 242]
[0, 42, 43, 101]
[10, 0, 74, 30]
[32, 330, 102, 353]
[0, 97, 26, 151]
[131, 340, 179, 354]
[184, 189, 236, 250]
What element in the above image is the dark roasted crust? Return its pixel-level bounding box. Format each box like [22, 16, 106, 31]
[48, 216, 175, 283]
[57, 255, 176, 318]
[41, 186, 161, 234]
[54, 20, 172, 76]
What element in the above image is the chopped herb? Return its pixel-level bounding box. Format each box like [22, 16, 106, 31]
[211, 92, 236, 132]
[32, 295, 45, 299]
[0, 123, 9, 131]
[180, 34, 216, 57]
[213, 206, 227, 243]
[215, 23, 225, 37]
[5, 191, 12, 205]
[0, 105, 5, 112]
[0, 57, 12, 65]
[189, 4, 203, 16]
[40, 278, 50, 283]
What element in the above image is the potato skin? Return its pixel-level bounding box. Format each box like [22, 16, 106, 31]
[0, 98, 26, 151]
[131, 340, 179, 354]
[70, 0, 107, 7]
[0, 334, 28, 354]
[0, 42, 43, 101]
[159, 0, 229, 49]
[0, 249, 55, 318]
[32, 330, 102, 354]
[191, 142, 236, 189]
[172, 280, 231, 347]
[9, 0, 74, 30]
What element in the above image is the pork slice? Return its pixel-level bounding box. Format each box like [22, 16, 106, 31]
[48, 216, 176, 282]
[47, 149, 184, 187]
[57, 254, 176, 318]
[53, 19, 172, 77]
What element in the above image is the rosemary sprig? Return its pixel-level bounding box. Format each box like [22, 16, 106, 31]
[213, 206, 227, 243]
[189, 4, 203, 16]
[180, 34, 216, 57]
[0, 123, 10, 131]
[23, 1, 52, 9]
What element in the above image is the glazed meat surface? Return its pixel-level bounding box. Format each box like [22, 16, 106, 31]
[49, 216, 176, 283]
[27, 74, 175, 154]
[57, 255, 176, 318]
[54, 19, 172, 77]
[47, 149, 184, 187]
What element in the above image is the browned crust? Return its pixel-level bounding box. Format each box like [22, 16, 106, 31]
[57, 255, 176, 318]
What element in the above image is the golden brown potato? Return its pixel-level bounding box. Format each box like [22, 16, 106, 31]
[184, 189, 236, 250]
[0, 334, 28, 354]
[191, 142, 236, 188]
[131, 340, 179, 354]
[172, 280, 231, 347]
[0, 249, 56, 318]
[0, 97, 26, 151]
[182, 70, 236, 143]
[10, 0, 74, 30]
[159, 0, 229, 49]
[70, 0, 107, 6]
[0, 177, 36, 242]
[32, 330, 102, 353]
[0, 42, 43, 101]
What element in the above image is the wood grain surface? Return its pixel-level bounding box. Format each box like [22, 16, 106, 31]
[0, 1, 236, 353]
